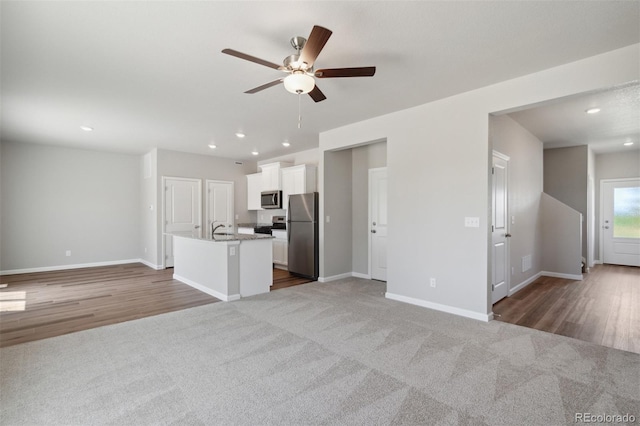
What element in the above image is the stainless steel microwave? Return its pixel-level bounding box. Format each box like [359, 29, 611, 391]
[261, 190, 282, 209]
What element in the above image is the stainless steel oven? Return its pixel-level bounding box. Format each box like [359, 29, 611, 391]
[261, 190, 282, 209]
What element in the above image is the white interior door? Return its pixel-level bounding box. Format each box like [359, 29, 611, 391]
[369, 167, 388, 281]
[164, 177, 202, 268]
[492, 152, 510, 304]
[206, 180, 234, 237]
[602, 178, 640, 266]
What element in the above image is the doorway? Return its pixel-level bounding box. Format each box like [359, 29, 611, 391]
[491, 151, 510, 304]
[205, 180, 234, 237]
[162, 177, 202, 268]
[369, 167, 388, 281]
[601, 178, 640, 266]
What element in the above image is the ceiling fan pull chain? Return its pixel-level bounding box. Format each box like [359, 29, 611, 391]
[298, 93, 302, 129]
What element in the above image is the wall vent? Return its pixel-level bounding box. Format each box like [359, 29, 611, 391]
[522, 255, 532, 272]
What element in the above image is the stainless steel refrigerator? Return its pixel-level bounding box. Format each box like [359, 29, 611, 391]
[287, 192, 319, 280]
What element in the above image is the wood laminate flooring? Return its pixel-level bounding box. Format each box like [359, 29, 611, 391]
[0, 263, 220, 348]
[271, 268, 313, 290]
[493, 264, 640, 354]
[0, 264, 315, 348]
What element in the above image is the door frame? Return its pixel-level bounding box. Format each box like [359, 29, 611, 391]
[368, 166, 388, 281]
[161, 176, 202, 269]
[491, 150, 510, 304]
[205, 179, 235, 235]
[599, 177, 640, 265]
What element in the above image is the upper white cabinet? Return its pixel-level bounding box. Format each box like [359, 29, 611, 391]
[259, 162, 292, 191]
[281, 164, 317, 209]
[246, 173, 262, 210]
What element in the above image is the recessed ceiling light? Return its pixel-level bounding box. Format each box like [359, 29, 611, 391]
[251, 151, 259, 156]
[80, 125, 93, 132]
[282, 142, 290, 147]
[235, 132, 246, 138]
[585, 108, 601, 114]
[208, 144, 217, 149]
[624, 142, 634, 146]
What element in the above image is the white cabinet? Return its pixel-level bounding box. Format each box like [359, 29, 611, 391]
[281, 164, 317, 209]
[259, 162, 292, 191]
[272, 229, 288, 266]
[246, 173, 262, 210]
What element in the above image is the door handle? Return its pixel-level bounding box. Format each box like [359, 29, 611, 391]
[371, 230, 377, 233]
[603, 226, 610, 229]
[194, 225, 200, 229]
[505, 233, 511, 237]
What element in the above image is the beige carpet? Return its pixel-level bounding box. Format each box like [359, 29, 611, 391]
[1, 278, 638, 425]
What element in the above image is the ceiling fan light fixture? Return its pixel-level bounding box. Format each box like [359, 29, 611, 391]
[585, 107, 601, 114]
[624, 142, 634, 146]
[284, 73, 315, 95]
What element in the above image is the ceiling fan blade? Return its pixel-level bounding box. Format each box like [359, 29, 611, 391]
[222, 49, 283, 70]
[299, 26, 332, 69]
[308, 85, 326, 102]
[315, 67, 376, 78]
[245, 79, 284, 94]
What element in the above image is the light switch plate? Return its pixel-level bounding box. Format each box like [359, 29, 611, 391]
[464, 217, 480, 228]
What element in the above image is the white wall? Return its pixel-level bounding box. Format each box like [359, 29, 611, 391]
[541, 193, 583, 277]
[0, 141, 140, 272]
[140, 149, 158, 267]
[490, 115, 543, 293]
[319, 44, 639, 320]
[322, 149, 353, 278]
[594, 149, 640, 260]
[544, 145, 588, 259]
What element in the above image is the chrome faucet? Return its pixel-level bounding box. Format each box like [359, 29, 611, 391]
[211, 222, 226, 238]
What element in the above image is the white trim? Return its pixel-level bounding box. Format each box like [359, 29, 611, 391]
[385, 292, 492, 322]
[541, 271, 583, 281]
[161, 176, 203, 269]
[173, 273, 240, 302]
[508, 272, 542, 296]
[352, 272, 372, 280]
[368, 166, 387, 281]
[594, 259, 602, 265]
[492, 150, 510, 161]
[205, 179, 235, 234]
[0, 259, 141, 275]
[599, 177, 640, 267]
[139, 259, 163, 270]
[318, 272, 353, 283]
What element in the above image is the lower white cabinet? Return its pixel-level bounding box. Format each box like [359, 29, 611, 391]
[272, 230, 288, 266]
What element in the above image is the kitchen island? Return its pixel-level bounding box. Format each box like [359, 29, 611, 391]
[171, 233, 273, 301]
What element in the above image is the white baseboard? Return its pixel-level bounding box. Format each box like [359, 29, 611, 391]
[509, 272, 543, 296]
[139, 259, 163, 270]
[594, 259, 602, 265]
[352, 272, 371, 280]
[319, 271, 373, 282]
[173, 274, 240, 302]
[541, 271, 583, 281]
[318, 272, 353, 283]
[274, 264, 288, 271]
[385, 292, 492, 322]
[0, 258, 142, 275]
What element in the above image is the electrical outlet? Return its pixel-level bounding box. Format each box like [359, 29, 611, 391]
[430, 278, 436, 288]
[65, 250, 71, 257]
[230, 247, 236, 256]
[326, 215, 331, 223]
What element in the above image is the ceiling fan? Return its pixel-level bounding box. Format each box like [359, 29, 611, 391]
[222, 25, 376, 102]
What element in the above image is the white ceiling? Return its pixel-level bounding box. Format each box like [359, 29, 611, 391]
[506, 83, 640, 154]
[2, 1, 639, 160]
